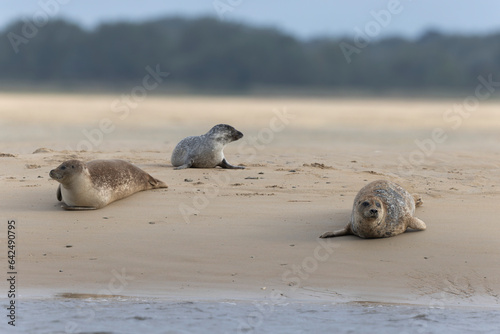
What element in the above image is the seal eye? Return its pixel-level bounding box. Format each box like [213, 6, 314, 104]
[376, 202, 381, 208]
[60, 166, 66, 170]
[362, 201, 370, 207]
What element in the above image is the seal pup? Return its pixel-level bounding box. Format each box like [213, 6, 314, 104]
[171, 124, 245, 170]
[49, 159, 168, 210]
[320, 180, 426, 239]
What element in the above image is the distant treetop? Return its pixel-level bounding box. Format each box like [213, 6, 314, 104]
[1, 16, 499, 93]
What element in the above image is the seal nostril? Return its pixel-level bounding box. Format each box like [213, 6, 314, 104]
[370, 209, 378, 214]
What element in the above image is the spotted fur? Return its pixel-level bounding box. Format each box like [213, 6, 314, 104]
[320, 180, 426, 239]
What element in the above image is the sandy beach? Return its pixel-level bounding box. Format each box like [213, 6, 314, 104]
[1, 93, 500, 311]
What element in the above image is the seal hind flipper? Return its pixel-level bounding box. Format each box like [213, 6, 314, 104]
[219, 158, 245, 169]
[413, 194, 423, 207]
[148, 176, 168, 188]
[320, 224, 353, 238]
[407, 217, 426, 231]
[57, 185, 62, 201]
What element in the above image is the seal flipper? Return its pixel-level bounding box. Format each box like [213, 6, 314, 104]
[57, 185, 62, 201]
[61, 203, 97, 210]
[148, 176, 168, 189]
[407, 217, 426, 231]
[219, 158, 245, 169]
[319, 223, 353, 238]
[413, 194, 423, 207]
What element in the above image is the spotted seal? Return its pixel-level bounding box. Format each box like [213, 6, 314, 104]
[320, 180, 426, 239]
[171, 124, 245, 170]
[49, 159, 168, 210]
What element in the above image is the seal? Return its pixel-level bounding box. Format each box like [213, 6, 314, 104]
[49, 159, 168, 210]
[320, 180, 426, 239]
[171, 124, 245, 170]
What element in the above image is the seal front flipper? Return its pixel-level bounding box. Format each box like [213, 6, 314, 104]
[319, 223, 352, 238]
[407, 217, 426, 231]
[57, 184, 62, 201]
[219, 158, 245, 169]
[61, 203, 97, 210]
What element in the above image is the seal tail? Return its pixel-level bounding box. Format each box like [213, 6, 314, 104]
[148, 176, 168, 189]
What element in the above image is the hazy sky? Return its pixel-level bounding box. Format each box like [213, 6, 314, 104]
[2, 0, 500, 39]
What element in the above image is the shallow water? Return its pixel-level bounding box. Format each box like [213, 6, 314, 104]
[2, 297, 499, 334]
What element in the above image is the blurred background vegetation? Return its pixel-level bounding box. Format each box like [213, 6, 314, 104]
[1, 16, 500, 96]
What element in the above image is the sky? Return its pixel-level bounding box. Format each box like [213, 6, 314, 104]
[1, 0, 500, 40]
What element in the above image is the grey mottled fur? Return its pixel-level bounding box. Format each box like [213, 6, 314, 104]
[171, 124, 245, 170]
[320, 180, 426, 239]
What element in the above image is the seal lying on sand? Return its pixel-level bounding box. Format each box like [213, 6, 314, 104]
[49, 159, 168, 210]
[171, 124, 245, 170]
[320, 180, 426, 239]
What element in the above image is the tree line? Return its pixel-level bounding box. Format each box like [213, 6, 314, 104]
[1, 16, 499, 93]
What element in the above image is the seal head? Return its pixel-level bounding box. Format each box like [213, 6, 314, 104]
[49, 160, 86, 184]
[358, 199, 382, 220]
[208, 124, 243, 142]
